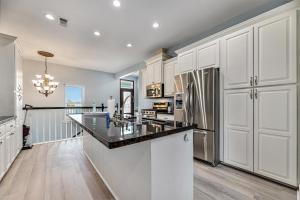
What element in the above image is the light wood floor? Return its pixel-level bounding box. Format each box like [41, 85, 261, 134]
[0, 139, 297, 200]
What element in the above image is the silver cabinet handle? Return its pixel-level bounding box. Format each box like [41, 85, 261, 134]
[250, 77, 253, 86]
[184, 134, 189, 142]
[254, 76, 258, 86]
[250, 89, 253, 100]
[254, 89, 258, 99]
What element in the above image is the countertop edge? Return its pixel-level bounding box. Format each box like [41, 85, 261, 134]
[0, 116, 17, 125]
[68, 114, 194, 149]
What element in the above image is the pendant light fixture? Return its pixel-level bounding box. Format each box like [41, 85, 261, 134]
[32, 51, 59, 97]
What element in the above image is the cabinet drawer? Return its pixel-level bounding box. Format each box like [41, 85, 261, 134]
[157, 114, 174, 121]
[6, 121, 15, 132]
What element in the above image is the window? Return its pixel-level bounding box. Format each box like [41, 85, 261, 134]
[120, 79, 134, 89]
[65, 86, 84, 107]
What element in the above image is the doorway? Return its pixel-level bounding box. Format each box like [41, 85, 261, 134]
[120, 79, 134, 115]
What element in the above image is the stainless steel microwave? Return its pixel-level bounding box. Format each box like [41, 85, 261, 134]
[146, 83, 164, 98]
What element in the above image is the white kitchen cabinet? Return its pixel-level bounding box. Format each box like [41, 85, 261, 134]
[222, 27, 254, 89]
[156, 114, 174, 121]
[5, 131, 12, 169]
[141, 69, 148, 98]
[163, 59, 176, 96]
[253, 85, 297, 186]
[146, 63, 154, 85]
[196, 40, 219, 69]
[224, 88, 254, 171]
[0, 119, 21, 182]
[174, 59, 180, 76]
[146, 60, 163, 85]
[254, 11, 297, 86]
[177, 48, 196, 73]
[0, 133, 6, 179]
[153, 60, 163, 83]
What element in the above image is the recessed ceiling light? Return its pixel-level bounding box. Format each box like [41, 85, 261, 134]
[113, 0, 121, 7]
[45, 14, 55, 21]
[152, 22, 160, 29]
[94, 31, 101, 36]
[126, 43, 133, 48]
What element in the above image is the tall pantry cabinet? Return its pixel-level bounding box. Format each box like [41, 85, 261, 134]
[223, 11, 297, 186]
[0, 34, 23, 181]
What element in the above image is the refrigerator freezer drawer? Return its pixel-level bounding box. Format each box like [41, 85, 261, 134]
[193, 129, 218, 166]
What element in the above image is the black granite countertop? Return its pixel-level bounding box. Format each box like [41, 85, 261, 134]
[0, 116, 16, 125]
[69, 114, 194, 149]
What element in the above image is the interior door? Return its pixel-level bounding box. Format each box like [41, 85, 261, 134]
[224, 88, 254, 171]
[254, 12, 296, 86]
[254, 85, 297, 186]
[120, 79, 134, 116]
[222, 27, 253, 89]
[120, 90, 134, 115]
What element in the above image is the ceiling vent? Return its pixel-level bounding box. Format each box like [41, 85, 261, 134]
[58, 17, 68, 27]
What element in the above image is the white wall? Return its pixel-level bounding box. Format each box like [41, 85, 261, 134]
[23, 59, 119, 107]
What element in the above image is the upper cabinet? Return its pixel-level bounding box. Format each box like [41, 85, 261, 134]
[222, 11, 297, 89]
[254, 11, 297, 86]
[163, 59, 176, 96]
[141, 68, 148, 98]
[222, 27, 254, 89]
[145, 49, 168, 85]
[177, 48, 196, 73]
[196, 40, 219, 69]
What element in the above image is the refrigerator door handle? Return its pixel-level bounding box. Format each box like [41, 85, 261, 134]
[185, 83, 190, 123]
[190, 82, 194, 124]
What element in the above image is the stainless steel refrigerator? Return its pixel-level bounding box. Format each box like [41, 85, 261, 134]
[174, 67, 219, 166]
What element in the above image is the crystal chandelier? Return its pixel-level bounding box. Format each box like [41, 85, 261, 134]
[32, 51, 59, 97]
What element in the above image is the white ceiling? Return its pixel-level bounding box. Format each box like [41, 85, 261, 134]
[0, 0, 290, 73]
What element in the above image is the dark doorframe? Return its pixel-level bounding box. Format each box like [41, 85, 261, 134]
[120, 79, 134, 115]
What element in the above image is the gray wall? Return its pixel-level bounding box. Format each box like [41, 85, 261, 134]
[23, 59, 119, 107]
[0, 42, 15, 116]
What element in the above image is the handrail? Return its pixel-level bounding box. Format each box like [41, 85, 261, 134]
[23, 103, 119, 111]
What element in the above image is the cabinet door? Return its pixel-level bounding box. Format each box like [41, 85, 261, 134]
[224, 89, 254, 171]
[141, 69, 148, 98]
[0, 135, 6, 180]
[147, 63, 154, 85]
[5, 133, 11, 169]
[153, 60, 163, 83]
[164, 61, 175, 96]
[197, 40, 219, 69]
[254, 85, 297, 186]
[222, 27, 254, 89]
[254, 11, 297, 86]
[178, 48, 196, 73]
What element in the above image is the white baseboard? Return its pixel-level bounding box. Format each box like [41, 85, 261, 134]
[83, 151, 119, 200]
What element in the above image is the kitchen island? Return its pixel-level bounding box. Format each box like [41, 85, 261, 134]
[69, 114, 194, 200]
